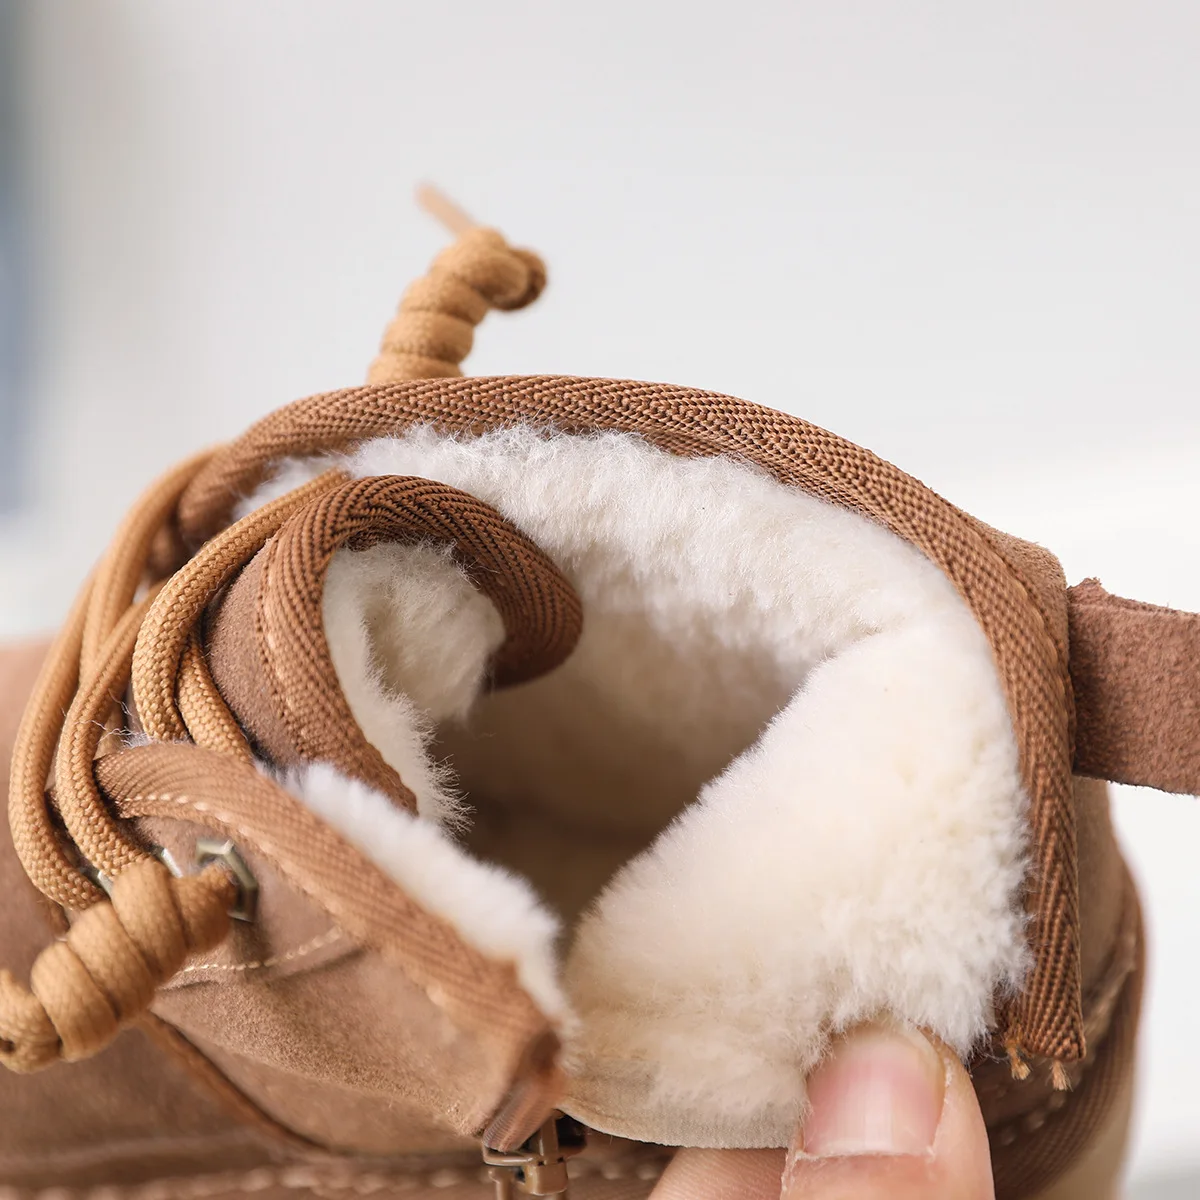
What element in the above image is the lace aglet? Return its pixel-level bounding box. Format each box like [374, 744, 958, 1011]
[416, 183, 477, 236]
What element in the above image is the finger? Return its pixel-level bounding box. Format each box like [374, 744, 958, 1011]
[649, 1147, 786, 1199]
[783, 1024, 994, 1200]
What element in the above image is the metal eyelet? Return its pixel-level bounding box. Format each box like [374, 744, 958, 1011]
[79, 843, 184, 898]
[150, 842, 182, 877]
[194, 838, 259, 922]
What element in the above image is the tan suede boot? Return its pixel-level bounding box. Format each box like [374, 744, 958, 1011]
[2, 195, 1193, 1199]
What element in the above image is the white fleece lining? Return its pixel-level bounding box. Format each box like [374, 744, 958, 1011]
[280, 760, 568, 1022]
[255, 426, 1030, 1148]
[322, 540, 504, 827]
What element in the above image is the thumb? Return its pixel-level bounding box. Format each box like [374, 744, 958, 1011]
[647, 1024, 995, 1200]
[783, 1023, 995, 1199]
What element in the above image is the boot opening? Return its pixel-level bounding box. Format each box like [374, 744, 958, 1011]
[253, 423, 1030, 1146]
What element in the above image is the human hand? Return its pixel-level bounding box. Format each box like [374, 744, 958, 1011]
[650, 1024, 994, 1199]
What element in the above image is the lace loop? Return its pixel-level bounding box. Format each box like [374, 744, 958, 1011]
[1, 218, 553, 1073]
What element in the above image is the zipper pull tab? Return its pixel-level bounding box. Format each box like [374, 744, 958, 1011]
[484, 1114, 587, 1197]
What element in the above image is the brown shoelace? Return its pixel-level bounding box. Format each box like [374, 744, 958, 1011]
[0, 215, 556, 1072]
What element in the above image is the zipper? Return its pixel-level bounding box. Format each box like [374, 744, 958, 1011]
[483, 1114, 588, 1197]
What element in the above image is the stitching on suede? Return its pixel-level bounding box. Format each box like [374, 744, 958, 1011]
[108, 788, 515, 1026]
[0, 1154, 672, 1199]
[112, 793, 395, 968]
[180, 927, 343, 975]
[256, 545, 307, 763]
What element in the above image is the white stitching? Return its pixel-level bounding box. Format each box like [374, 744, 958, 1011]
[3, 1152, 677, 1200]
[179, 928, 343, 975]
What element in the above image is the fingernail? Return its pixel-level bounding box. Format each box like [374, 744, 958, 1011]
[799, 1025, 946, 1158]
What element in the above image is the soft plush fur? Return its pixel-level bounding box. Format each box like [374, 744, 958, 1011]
[282, 760, 567, 1022]
[323, 541, 503, 827]
[255, 427, 1030, 1148]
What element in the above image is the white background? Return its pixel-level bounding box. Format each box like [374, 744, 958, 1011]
[2, 4, 1197, 1192]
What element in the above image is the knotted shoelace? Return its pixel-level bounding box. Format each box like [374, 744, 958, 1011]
[0, 209, 552, 1072]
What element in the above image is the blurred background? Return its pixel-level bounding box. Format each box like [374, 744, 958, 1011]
[0, 3, 1197, 1193]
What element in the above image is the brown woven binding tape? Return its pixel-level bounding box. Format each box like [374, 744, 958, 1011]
[206, 475, 583, 809]
[175, 374, 1084, 1067]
